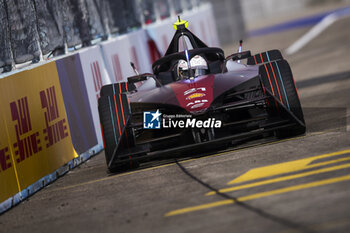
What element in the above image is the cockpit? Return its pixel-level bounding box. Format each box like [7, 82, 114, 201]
[176, 55, 209, 80]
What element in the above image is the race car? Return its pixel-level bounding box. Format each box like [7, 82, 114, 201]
[98, 17, 306, 172]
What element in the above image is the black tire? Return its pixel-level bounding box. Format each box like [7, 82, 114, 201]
[100, 82, 136, 96]
[259, 60, 306, 138]
[98, 95, 118, 166]
[99, 92, 137, 172]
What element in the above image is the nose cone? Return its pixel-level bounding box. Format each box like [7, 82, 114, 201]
[169, 75, 215, 114]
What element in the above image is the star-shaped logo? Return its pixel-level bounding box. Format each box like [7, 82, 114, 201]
[151, 109, 162, 122]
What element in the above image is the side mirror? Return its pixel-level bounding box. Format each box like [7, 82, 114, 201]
[225, 50, 252, 62]
[127, 73, 162, 87]
[130, 62, 140, 75]
[128, 73, 153, 83]
[222, 51, 252, 73]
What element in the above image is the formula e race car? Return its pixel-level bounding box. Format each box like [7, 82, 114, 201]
[98, 18, 306, 172]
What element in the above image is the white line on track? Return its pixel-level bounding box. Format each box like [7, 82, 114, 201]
[286, 13, 339, 55]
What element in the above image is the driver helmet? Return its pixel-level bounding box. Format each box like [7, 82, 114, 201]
[177, 55, 208, 79]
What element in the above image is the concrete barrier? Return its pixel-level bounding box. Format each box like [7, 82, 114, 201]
[0, 62, 78, 212]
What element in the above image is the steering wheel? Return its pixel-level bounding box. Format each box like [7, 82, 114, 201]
[152, 47, 225, 75]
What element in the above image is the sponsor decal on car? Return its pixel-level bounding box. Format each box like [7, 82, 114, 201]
[186, 99, 208, 108]
[184, 87, 206, 96]
[186, 93, 206, 100]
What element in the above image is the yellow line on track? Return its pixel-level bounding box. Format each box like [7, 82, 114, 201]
[51, 130, 343, 193]
[50, 162, 176, 192]
[206, 160, 350, 196]
[165, 174, 350, 217]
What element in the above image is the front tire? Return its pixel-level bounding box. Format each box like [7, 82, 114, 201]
[259, 60, 306, 138]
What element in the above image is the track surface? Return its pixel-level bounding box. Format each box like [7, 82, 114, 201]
[1, 15, 350, 233]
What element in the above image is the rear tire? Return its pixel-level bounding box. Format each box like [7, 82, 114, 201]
[98, 96, 118, 166]
[99, 91, 136, 173]
[259, 60, 305, 138]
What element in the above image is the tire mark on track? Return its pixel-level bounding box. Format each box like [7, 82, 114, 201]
[174, 160, 317, 233]
[49, 130, 341, 193]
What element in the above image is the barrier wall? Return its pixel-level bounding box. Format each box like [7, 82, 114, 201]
[0, 62, 77, 205]
[77, 46, 113, 146]
[0, 114, 19, 204]
[55, 53, 99, 155]
[0, 3, 218, 214]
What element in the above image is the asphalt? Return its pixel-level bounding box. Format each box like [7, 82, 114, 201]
[1, 14, 350, 233]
